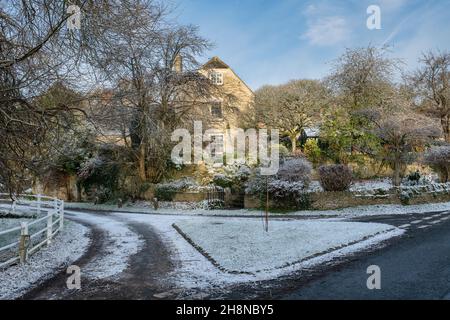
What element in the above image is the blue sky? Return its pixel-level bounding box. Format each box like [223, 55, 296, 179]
[173, 0, 450, 90]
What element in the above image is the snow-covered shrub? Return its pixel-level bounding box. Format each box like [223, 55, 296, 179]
[401, 173, 437, 186]
[399, 189, 413, 205]
[245, 173, 266, 195]
[77, 157, 104, 181]
[273, 144, 290, 158]
[154, 185, 177, 201]
[156, 178, 203, 191]
[154, 178, 201, 201]
[201, 199, 225, 210]
[77, 155, 120, 203]
[235, 165, 251, 181]
[318, 164, 353, 191]
[423, 146, 450, 182]
[211, 164, 251, 191]
[277, 157, 312, 184]
[212, 174, 233, 188]
[245, 170, 311, 210]
[267, 179, 311, 209]
[92, 185, 112, 204]
[405, 171, 421, 185]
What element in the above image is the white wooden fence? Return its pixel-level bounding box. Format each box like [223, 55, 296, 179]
[0, 194, 64, 269]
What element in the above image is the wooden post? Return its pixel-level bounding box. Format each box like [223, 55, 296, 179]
[46, 201, 55, 246]
[37, 194, 41, 215]
[265, 176, 269, 232]
[19, 222, 30, 264]
[59, 200, 64, 231]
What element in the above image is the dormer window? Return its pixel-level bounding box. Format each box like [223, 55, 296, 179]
[209, 71, 223, 85]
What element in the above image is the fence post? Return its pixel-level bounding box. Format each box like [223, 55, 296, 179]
[19, 222, 30, 264]
[37, 194, 41, 215]
[59, 200, 64, 231]
[46, 200, 56, 246]
[12, 200, 16, 214]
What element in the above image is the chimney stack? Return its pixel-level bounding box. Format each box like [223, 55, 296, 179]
[173, 54, 183, 73]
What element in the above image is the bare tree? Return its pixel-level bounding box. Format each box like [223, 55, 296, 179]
[327, 45, 400, 111]
[370, 112, 440, 186]
[412, 51, 450, 142]
[321, 46, 404, 162]
[81, 1, 214, 182]
[255, 79, 328, 153]
[0, 0, 89, 193]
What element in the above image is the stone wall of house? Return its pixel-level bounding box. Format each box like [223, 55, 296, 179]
[198, 59, 254, 132]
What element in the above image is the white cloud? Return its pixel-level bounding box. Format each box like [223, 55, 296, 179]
[302, 16, 348, 46]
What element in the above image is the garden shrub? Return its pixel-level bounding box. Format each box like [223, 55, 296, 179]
[92, 185, 112, 204]
[154, 185, 177, 201]
[273, 144, 290, 158]
[245, 162, 312, 210]
[405, 171, 421, 185]
[154, 178, 203, 201]
[77, 155, 120, 203]
[202, 199, 225, 210]
[303, 139, 322, 164]
[318, 164, 353, 191]
[267, 179, 311, 209]
[211, 164, 252, 192]
[212, 174, 234, 189]
[277, 157, 312, 184]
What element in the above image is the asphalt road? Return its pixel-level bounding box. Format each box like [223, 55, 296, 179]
[281, 212, 450, 299]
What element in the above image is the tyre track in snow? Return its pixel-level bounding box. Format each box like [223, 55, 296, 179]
[21, 210, 175, 300]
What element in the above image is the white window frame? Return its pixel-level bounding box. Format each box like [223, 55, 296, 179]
[209, 134, 224, 158]
[210, 102, 223, 119]
[209, 71, 223, 85]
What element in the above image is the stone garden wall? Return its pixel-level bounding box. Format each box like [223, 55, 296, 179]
[244, 186, 450, 210]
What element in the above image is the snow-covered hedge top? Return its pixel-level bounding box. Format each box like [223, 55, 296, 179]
[156, 178, 218, 192]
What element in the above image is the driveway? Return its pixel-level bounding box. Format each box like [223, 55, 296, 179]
[22, 210, 175, 300]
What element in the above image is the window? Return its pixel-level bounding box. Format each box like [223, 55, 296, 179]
[210, 134, 224, 158]
[209, 71, 223, 85]
[211, 102, 223, 119]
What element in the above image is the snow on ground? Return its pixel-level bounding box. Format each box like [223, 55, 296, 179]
[117, 213, 403, 289]
[305, 179, 394, 193]
[173, 219, 396, 273]
[0, 221, 90, 300]
[65, 210, 144, 280]
[350, 179, 393, 193]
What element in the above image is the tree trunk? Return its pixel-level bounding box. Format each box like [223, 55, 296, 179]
[392, 160, 401, 186]
[138, 143, 147, 181]
[442, 169, 449, 183]
[76, 182, 82, 202]
[441, 114, 450, 142]
[290, 134, 297, 154]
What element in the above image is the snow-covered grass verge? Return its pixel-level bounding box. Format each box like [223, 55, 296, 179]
[118, 213, 403, 290]
[65, 200, 450, 219]
[0, 221, 89, 300]
[173, 219, 397, 274]
[65, 210, 144, 279]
